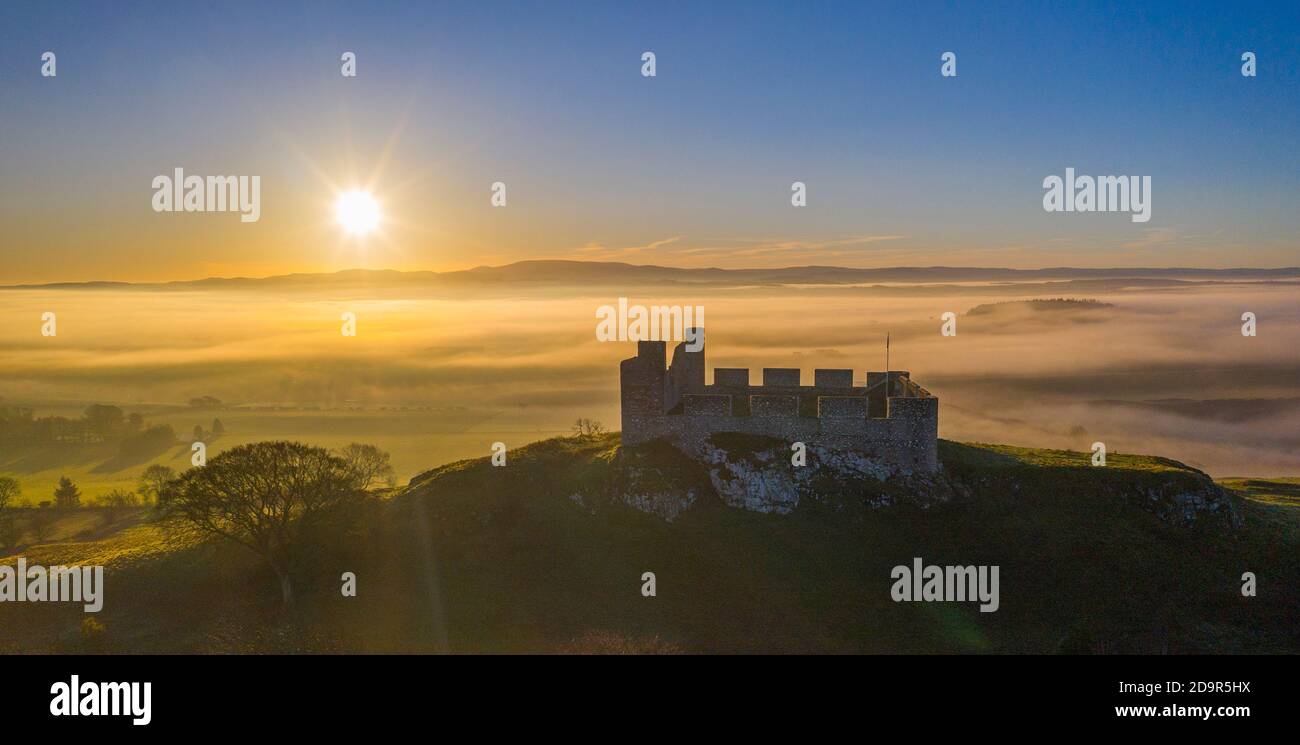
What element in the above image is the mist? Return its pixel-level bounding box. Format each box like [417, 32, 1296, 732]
[1, 277, 1296, 478]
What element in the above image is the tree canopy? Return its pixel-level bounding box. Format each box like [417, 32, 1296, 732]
[166, 441, 366, 606]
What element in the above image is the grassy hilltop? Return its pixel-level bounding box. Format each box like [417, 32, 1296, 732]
[2, 434, 1297, 654]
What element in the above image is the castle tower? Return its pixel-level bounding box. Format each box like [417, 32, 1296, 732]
[620, 340, 666, 442]
[665, 327, 705, 413]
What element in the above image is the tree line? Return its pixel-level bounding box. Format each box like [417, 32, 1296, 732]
[0, 403, 227, 456]
[1, 403, 178, 447]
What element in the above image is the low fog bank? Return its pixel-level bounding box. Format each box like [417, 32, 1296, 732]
[1, 280, 1296, 477]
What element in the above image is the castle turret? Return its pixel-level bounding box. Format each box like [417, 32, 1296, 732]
[665, 327, 705, 413]
[866, 370, 909, 417]
[620, 340, 666, 443]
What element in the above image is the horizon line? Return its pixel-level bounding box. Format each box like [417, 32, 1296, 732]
[5, 259, 1300, 290]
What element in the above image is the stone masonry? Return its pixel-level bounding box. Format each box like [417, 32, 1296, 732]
[620, 330, 939, 474]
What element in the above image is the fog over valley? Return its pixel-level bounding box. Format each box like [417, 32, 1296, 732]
[1, 266, 1295, 484]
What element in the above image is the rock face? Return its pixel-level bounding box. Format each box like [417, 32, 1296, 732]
[699, 441, 798, 514]
[593, 433, 950, 520]
[1131, 479, 1241, 528]
[698, 439, 916, 514]
[590, 434, 1243, 531]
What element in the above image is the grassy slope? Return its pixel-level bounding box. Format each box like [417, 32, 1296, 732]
[2, 435, 1297, 653]
[392, 436, 1298, 653]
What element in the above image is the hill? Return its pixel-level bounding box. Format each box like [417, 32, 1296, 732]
[2, 435, 1296, 653]
[5, 260, 1300, 293]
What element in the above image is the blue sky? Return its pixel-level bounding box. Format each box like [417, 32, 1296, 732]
[1, 0, 1296, 280]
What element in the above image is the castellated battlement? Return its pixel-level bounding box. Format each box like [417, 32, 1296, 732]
[620, 331, 939, 474]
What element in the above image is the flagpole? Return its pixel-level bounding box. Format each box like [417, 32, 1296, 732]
[886, 332, 890, 403]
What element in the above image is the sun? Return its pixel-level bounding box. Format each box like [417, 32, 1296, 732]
[334, 190, 381, 236]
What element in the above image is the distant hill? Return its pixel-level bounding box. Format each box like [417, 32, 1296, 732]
[5, 260, 1300, 293]
[6, 434, 1295, 653]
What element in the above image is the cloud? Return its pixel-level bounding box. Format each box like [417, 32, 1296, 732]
[570, 236, 684, 258]
[1120, 227, 1179, 250]
[559, 234, 905, 266]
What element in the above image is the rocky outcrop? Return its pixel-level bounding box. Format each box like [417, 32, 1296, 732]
[696, 439, 941, 514]
[1130, 478, 1241, 528]
[578, 435, 1241, 530]
[590, 434, 950, 519]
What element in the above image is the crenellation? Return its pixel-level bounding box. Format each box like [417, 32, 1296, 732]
[620, 336, 939, 474]
[714, 368, 750, 387]
[762, 368, 801, 387]
[814, 368, 854, 388]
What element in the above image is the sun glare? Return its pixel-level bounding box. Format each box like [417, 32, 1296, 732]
[334, 190, 381, 235]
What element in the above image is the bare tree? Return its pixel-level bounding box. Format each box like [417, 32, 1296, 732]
[166, 441, 363, 607]
[572, 418, 606, 437]
[337, 442, 395, 490]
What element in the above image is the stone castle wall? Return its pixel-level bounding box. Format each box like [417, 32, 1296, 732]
[620, 336, 939, 474]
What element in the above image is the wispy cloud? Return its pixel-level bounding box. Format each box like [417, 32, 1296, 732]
[560, 234, 905, 266]
[570, 236, 684, 258]
[1120, 227, 1179, 250]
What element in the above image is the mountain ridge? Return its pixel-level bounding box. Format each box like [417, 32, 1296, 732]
[5, 260, 1300, 291]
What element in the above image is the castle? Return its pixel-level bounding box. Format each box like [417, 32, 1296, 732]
[620, 331, 939, 474]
